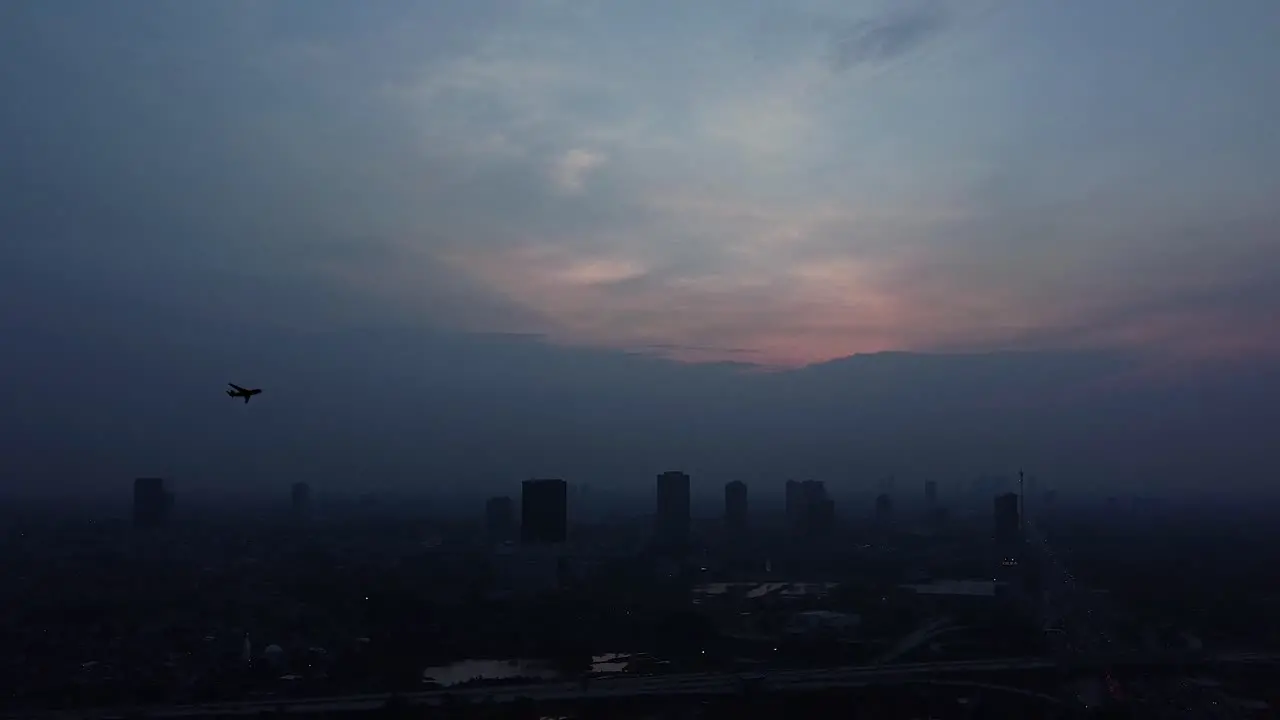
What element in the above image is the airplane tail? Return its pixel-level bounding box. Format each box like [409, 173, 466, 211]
[226, 389, 235, 397]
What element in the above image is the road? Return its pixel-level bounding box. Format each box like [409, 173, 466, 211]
[25, 652, 1279, 720]
[1023, 519, 1115, 656]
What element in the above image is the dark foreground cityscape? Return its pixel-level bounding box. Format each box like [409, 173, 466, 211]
[3, 472, 1279, 720]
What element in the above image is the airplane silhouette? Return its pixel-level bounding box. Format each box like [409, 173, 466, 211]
[226, 383, 263, 404]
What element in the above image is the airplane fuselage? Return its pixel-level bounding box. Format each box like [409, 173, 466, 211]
[226, 384, 263, 404]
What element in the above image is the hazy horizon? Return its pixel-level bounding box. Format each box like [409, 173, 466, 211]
[3, 1, 1279, 498]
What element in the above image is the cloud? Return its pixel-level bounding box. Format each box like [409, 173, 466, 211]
[549, 148, 608, 193]
[828, 5, 950, 73]
[3, 0, 1280, 375]
[5, 2, 1280, 499]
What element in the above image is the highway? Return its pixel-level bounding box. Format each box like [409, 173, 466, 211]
[28, 652, 1280, 719]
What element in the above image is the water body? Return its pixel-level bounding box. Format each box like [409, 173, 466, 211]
[421, 654, 650, 686]
[421, 659, 559, 686]
[694, 582, 840, 599]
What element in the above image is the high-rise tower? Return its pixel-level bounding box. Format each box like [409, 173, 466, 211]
[724, 481, 748, 536]
[486, 495, 515, 544]
[521, 479, 567, 545]
[994, 491, 1021, 573]
[656, 471, 692, 552]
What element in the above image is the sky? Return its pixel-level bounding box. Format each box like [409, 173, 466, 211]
[2, 1, 1279, 496]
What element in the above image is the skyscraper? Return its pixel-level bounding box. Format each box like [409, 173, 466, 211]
[724, 481, 748, 536]
[486, 495, 515, 544]
[994, 492, 1021, 570]
[291, 482, 310, 517]
[813, 495, 836, 538]
[787, 480, 834, 539]
[655, 471, 691, 552]
[874, 492, 894, 527]
[880, 475, 896, 495]
[521, 479, 568, 545]
[785, 480, 803, 530]
[994, 492, 1020, 543]
[133, 477, 173, 528]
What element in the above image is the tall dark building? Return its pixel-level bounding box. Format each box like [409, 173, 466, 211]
[724, 481, 748, 535]
[133, 477, 173, 528]
[804, 481, 834, 537]
[923, 480, 946, 526]
[994, 492, 1020, 544]
[787, 480, 834, 539]
[486, 495, 515, 544]
[655, 471, 691, 552]
[291, 482, 310, 517]
[785, 480, 803, 529]
[875, 492, 894, 526]
[994, 492, 1022, 570]
[880, 475, 896, 495]
[813, 495, 836, 537]
[521, 479, 567, 545]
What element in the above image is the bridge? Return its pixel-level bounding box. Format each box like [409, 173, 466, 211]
[25, 652, 1279, 719]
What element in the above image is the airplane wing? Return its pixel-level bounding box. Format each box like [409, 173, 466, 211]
[228, 383, 247, 392]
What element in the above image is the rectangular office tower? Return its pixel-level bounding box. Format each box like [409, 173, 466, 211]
[994, 491, 1022, 569]
[784, 480, 803, 529]
[808, 482, 835, 537]
[521, 479, 567, 545]
[291, 482, 311, 517]
[788, 480, 835, 538]
[486, 495, 515, 544]
[724, 481, 748, 536]
[133, 477, 173, 528]
[655, 471, 691, 552]
[875, 492, 894, 526]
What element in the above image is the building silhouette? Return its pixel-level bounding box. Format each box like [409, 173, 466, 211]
[291, 482, 310, 517]
[787, 480, 834, 539]
[809, 482, 835, 538]
[879, 475, 896, 495]
[785, 480, 803, 530]
[724, 481, 748, 536]
[994, 491, 1021, 571]
[875, 492, 894, 524]
[133, 477, 173, 528]
[655, 471, 691, 553]
[521, 479, 567, 545]
[486, 495, 515, 544]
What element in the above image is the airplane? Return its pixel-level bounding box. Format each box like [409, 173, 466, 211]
[226, 383, 263, 404]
